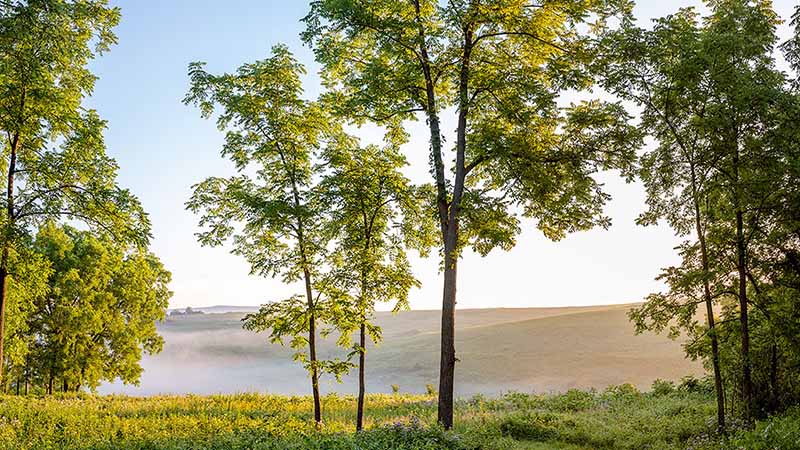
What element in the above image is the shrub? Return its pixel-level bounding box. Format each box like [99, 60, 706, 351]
[678, 376, 713, 394]
[651, 379, 676, 396]
[499, 412, 560, 441]
[425, 384, 437, 396]
[545, 389, 597, 412]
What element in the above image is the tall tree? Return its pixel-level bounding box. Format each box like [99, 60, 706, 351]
[620, 0, 792, 423]
[27, 222, 171, 393]
[320, 135, 434, 430]
[699, 0, 784, 421]
[185, 45, 349, 424]
[303, 0, 639, 428]
[601, 8, 727, 430]
[0, 0, 150, 384]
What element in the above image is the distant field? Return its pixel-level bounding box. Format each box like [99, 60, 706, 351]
[100, 304, 702, 397]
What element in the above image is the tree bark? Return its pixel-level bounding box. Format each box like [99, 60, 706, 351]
[302, 265, 321, 424]
[733, 145, 753, 423]
[356, 321, 366, 431]
[0, 132, 19, 386]
[770, 342, 778, 411]
[691, 170, 725, 432]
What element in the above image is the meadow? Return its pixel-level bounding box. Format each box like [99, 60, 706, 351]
[3, 383, 798, 449]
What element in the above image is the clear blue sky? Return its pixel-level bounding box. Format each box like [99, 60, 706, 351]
[86, 1, 798, 311]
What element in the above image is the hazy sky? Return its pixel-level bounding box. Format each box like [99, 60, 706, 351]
[86, 1, 798, 311]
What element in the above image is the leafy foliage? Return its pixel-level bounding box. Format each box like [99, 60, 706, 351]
[19, 223, 171, 393]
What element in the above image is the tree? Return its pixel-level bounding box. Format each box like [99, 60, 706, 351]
[0, 0, 151, 384]
[26, 222, 170, 393]
[600, 8, 727, 430]
[319, 135, 434, 430]
[185, 45, 349, 424]
[303, 0, 639, 428]
[781, 5, 800, 88]
[2, 239, 49, 393]
[618, 0, 794, 423]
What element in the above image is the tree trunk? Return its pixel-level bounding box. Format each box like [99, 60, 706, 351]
[437, 235, 458, 429]
[303, 267, 322, 424]
[731, 138, 753, 423]
[770, 342, 778, 412]
[736, 202, 753, 422]
[691, 176, 725, 432]
[0, 132, 18, 386]
[356, 321, 366, 431]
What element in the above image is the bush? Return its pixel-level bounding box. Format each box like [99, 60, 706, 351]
[499, 412, 560, 441]
[678, 376, 713, 394]
[651, 379, 676, 396]
[545, 389, 597, 412]
[425, 384, 437, 396]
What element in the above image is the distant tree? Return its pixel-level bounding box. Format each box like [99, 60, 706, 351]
[600, 8, 727, 431]
[319, 135, 435, 430]
[184, 45, 350, 424]
[303, 0, 640, 428]
[0, 0, 151, 384]
[27, 222, 170, 393]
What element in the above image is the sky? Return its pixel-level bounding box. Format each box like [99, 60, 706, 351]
[85, 1, 798, 311]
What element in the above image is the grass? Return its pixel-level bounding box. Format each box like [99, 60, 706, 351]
[6, 383, 792, 450]
[2, 383, 797, 449]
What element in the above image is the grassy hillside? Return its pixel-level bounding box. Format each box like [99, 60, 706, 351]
[3, 388, 797, 449]
[101, 304, 702, 396]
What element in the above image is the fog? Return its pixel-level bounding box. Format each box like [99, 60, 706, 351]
[99, 306, 703, 397]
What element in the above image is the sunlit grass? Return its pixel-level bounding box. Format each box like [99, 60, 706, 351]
[0, 386, 795, 449]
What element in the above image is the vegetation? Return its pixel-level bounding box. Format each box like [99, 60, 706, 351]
[15, 223, 171, 395]
[320, 139, 435, 430]
[0, 0, 151, 386]
[2, 383, 799, 450]
[184, 44, 353, 424]
[302, 0, 641, 428]
[612, 0, 800, 429]
[1, 0, 800, 448]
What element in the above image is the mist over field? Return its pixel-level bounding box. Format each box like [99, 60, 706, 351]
[99, 304, 701, 397]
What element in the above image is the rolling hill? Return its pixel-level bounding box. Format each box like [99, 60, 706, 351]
[99, 304, 703, 397]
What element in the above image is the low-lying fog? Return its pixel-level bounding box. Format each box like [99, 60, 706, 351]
[99, 305, 702, 397]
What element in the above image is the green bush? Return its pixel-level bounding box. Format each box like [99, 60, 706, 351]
[651, 379, 676, 396]
[499, 412, 560, 441]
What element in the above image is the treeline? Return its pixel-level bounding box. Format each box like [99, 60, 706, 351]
[185, 0, 800, 433]
[616, 2, 800, 429]
[0, 1, 169, 395]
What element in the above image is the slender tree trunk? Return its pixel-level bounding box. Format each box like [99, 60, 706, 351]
[698, 224, 726, 431]
[0, 132, 18, 386]
[769, 342, 779, 411]
[302, 266, 321, 424]
[356, 321, 366, 431]
[691, 172, 725, 432]
[733, 145, 753, 422]
[286, 161, 322, 425]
